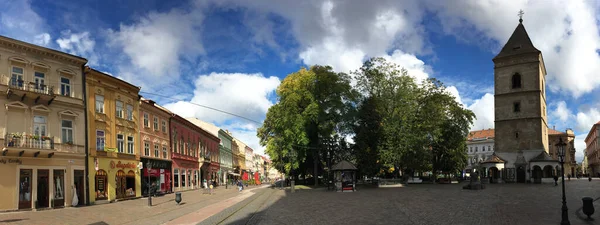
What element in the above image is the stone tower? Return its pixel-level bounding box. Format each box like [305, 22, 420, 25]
[493, 16, 549, 155]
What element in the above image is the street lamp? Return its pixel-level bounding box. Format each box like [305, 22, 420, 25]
[556, 137, 570, 225]
[147, 162, 152, 207]
[327, 150, 331, 191]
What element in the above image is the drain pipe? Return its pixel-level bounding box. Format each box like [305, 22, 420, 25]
[82, 65, 90, 206]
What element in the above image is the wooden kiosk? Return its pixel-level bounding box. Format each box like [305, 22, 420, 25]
[332, 160, 358, 192]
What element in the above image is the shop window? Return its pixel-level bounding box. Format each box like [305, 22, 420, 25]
[182, 169, 187, 187]
[188, 170, 192, 187]
[53, 170, 65, 207]
[174, 169, 179, 188]
[126, 171, 136, 197]
[95, 170, 107, 200]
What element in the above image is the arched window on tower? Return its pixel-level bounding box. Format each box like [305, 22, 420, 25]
[512, 73, 522, 89]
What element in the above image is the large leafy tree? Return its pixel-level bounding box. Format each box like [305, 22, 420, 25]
[257, 66, 357, 183]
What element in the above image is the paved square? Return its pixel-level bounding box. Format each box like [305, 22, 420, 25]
[245, 179, 600, 225]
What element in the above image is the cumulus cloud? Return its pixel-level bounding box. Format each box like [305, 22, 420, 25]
[427, 0, 600, 98]
[107, 7, 204, 88]
[164, 72, 280, 154]
[164, 72, 279, 121]
[56, 31, 98, 65]
[574, 135, 586, 162]
[576, 108, 600, 133]
[550, 101, 573, 123]
[467, 93, 495, 130]
[0, 0, 50, 45]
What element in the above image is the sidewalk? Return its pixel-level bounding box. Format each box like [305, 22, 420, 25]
[0, 185, 268, 225]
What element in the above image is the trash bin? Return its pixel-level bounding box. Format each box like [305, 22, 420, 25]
[582, 197, 595, 220]
[175, 192, 182, 205]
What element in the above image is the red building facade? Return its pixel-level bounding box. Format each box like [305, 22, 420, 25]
[169, 115, 203, 191]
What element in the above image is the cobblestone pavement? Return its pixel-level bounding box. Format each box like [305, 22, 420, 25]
[210, 179, 600, 225]
[0, 185, 267, 225]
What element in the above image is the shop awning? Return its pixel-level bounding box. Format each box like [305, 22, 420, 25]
[229, 172, 241, 176]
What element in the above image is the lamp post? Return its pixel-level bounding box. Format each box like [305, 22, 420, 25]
[557, 137, 570, 225]
[327, 150, 331, 190]
[147, 162, 152, 207]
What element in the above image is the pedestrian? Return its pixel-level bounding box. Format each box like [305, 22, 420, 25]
[568, 174, 571, 181]
[237, 180, 243, 192]
[553, 175, 558, 186]
[589, 176, 592, 182]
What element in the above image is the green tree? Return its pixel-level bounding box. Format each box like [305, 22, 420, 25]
[353, 96, 383, 177]
[257, 66, 357, 183]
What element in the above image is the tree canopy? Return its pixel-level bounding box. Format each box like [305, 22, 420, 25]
[258, 57, 475, 182]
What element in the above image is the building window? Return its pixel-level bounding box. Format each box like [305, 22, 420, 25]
[488, 146, 491, 151]
[117, 134, 124, 153]
[513, 102, 521, 112]
[126, 105, 133, 121]
[512, 73, 521, 89]
[34, 72, 45, 91]
[180, 138, 184, 154]
[482, 146, 485, 151]
[144, 142, 150, 156]
[96, 130, 105, 151]
[60, 77, 71, 97]
[116, 101, 124, 118]
[162, 120, 167, 133]
[61, 120, 73, 144]
[154, 144, 159, 157]
[174, 169, 179, 188]
[163, 146, 167, 158]
[470, 147, 472, 152]
[143, 113, 149, 127]
[153, 117, 159, 131]
[96, 95, 104, 113]
[127, 136, 134, 154]
[11, 66, 24, 88]
[475, 147, 478, 152]
[181, 169, 186, 187]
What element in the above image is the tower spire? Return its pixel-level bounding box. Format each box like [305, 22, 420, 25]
[518, 9, 524, 23]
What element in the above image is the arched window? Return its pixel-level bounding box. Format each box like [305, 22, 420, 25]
[512, 73, 522, 89]
[95, 170, 107, 200]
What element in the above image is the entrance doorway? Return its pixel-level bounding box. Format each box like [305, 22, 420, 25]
[19, 169, 32, 209]
[116, 170, 126, 199]
[37, 169, 49, 208]
[74, 170, 85, 206]
[517, 166, 526, 183]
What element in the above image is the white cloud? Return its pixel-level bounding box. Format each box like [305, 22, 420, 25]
[467, 93, 495, 130]
[576, 108, 600, 134]
[427, 0, 600, 98]
[164, 72, 280, 155]
[550, 101, 573, 123]
[445, 86, 463, 107]
[574, 135, 586, 163]
[0, 0, 50, 45]
[107, 7, 204, 87]
[56, 31, 98, 65]
[382, 50, 431, 83]
[33, 33, 51, 46]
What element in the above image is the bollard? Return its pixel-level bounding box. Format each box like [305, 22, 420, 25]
[175, 192, 182, 205]
[582, 197, 595, 221]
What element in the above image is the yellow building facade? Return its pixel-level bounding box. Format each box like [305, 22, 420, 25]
[85, 67, 141, 203]
[0, 36, 88, 211]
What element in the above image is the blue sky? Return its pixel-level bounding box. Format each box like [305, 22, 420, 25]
[2, 0, 600, 161]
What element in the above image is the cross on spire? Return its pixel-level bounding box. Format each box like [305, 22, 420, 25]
[518, 9, 524, 23]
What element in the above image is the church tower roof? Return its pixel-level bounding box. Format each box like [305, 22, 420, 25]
[493, 13, 540, 60]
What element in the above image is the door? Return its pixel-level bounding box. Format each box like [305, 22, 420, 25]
[34, 72, 45, 93]
[517, 166, 526, 183]
[19, 169, 32, 209]
[115, 170, 126, 199]
[33, 116, 47, 148]
[74, 170, 85, 206]
[37, 170, 49, 208]
[53, 170, 65, 208]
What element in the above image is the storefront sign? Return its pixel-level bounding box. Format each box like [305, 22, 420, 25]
[110, 160, 137, 169]
[0, 158, 22, 164]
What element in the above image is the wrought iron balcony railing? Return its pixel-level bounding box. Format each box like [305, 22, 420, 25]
[5, 133, 54, 150]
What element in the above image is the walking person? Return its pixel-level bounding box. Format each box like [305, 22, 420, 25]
[553, 175, 558, 186]
[237, 180, 243, 192]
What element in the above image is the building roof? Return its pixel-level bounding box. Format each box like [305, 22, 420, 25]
[482, 154, 506, 164]
[0, 35, 88, 65]
[467, 129, 494, 141]
[332, 160, 358, 171]
[530, 151, 559, 162]
[185, 118, 220, 138]
[493, 21, 540, 60]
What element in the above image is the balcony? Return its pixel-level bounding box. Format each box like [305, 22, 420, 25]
[3, 77, 56, 105]
[4, 133, 54, 150]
